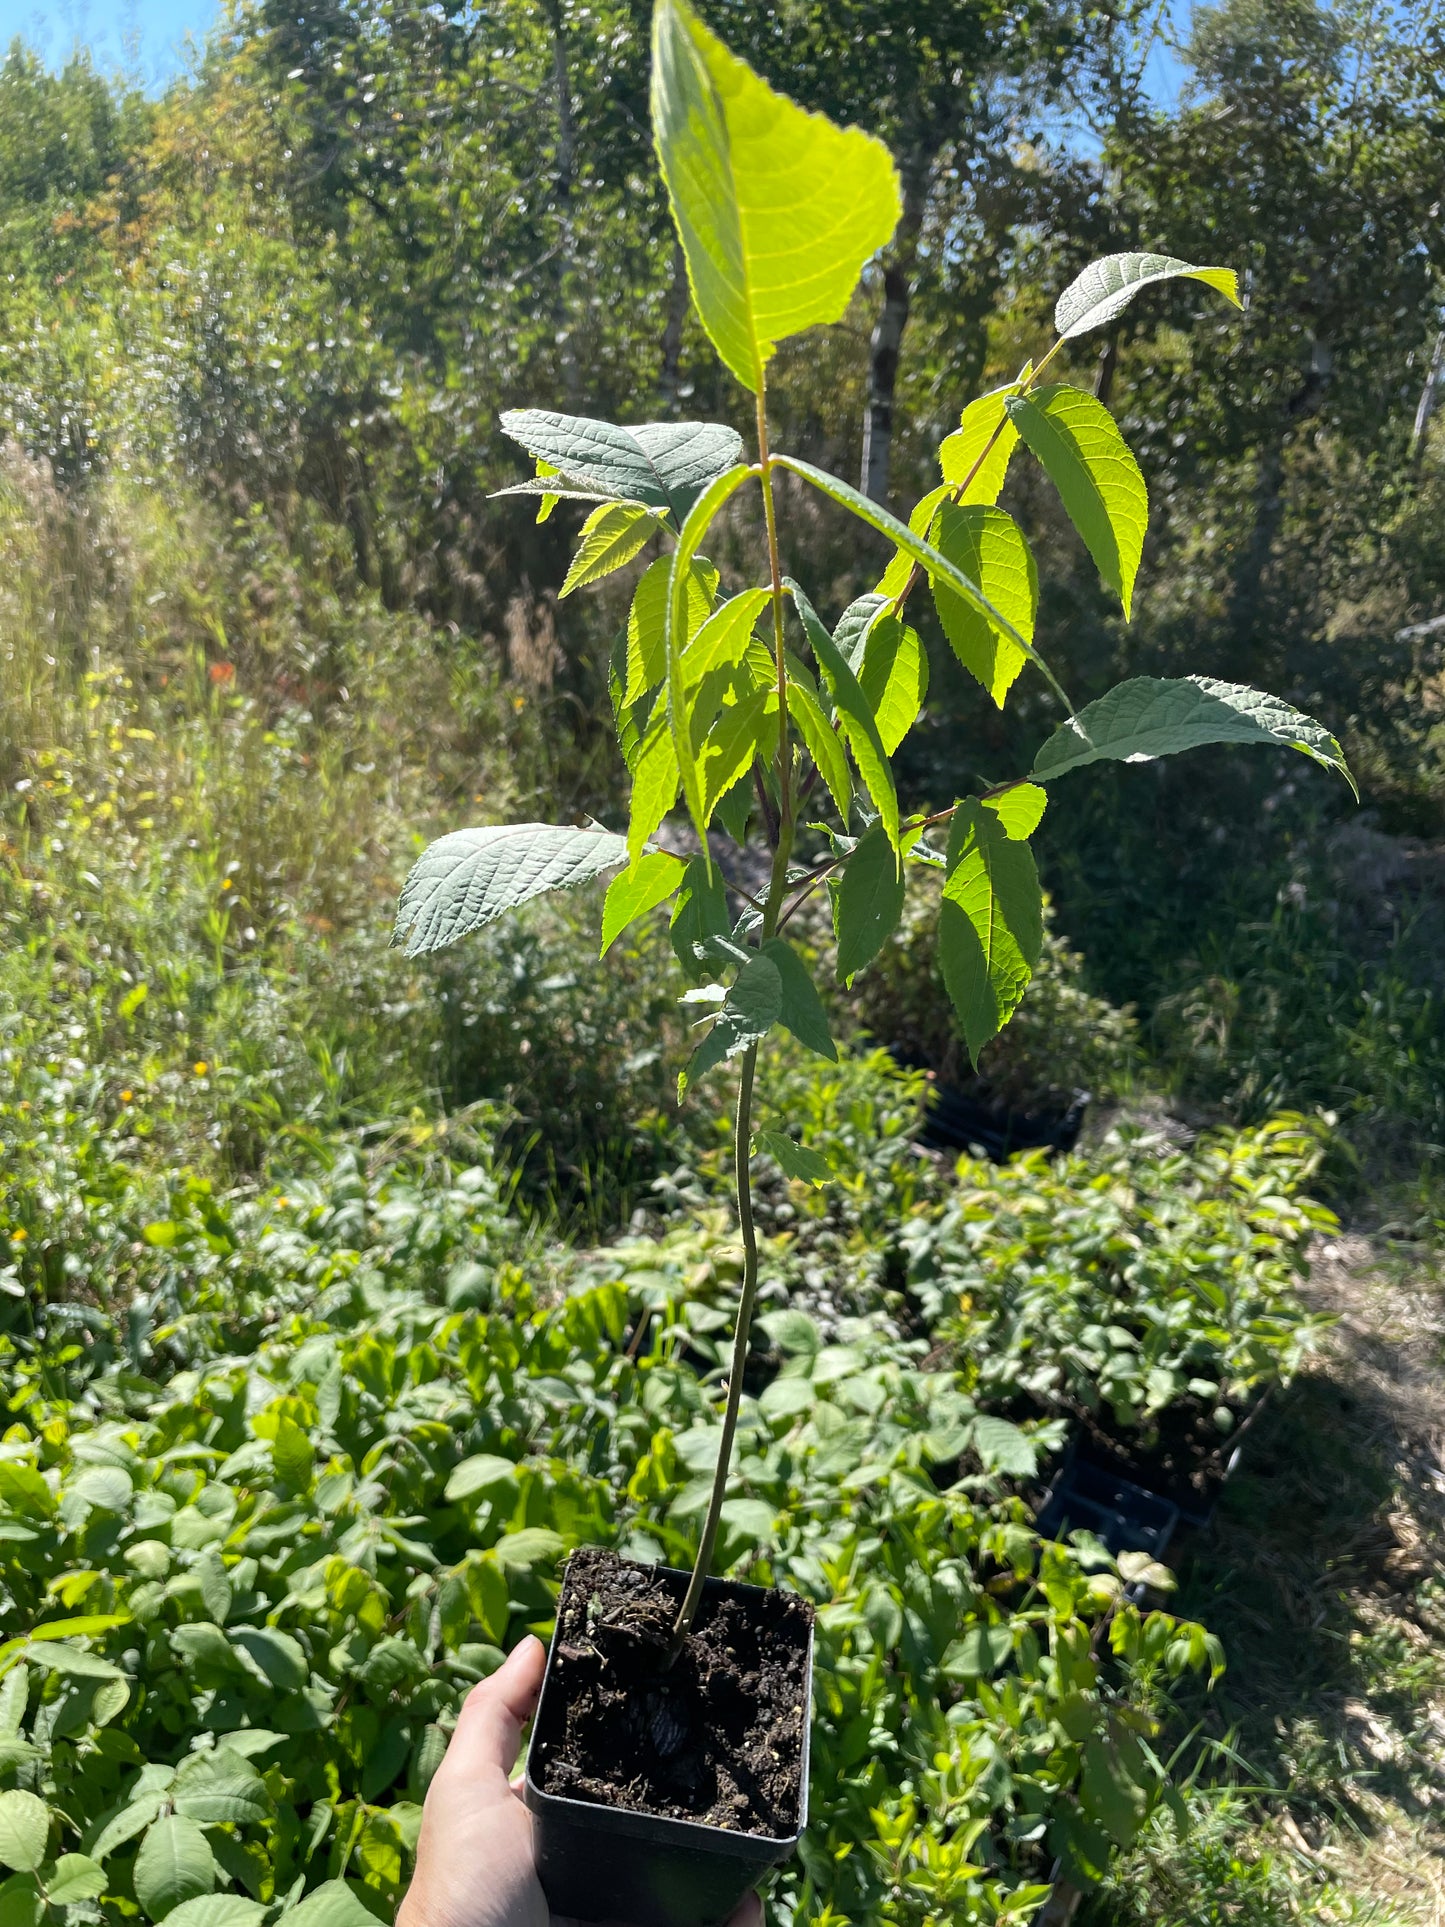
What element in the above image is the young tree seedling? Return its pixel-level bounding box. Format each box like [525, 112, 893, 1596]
[393, 0, 1354, 1647]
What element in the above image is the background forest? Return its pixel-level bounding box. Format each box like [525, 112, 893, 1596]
[1, 0, 1444, 1922]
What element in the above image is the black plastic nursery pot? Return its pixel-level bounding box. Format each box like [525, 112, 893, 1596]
[524, 1548, 815, 1927]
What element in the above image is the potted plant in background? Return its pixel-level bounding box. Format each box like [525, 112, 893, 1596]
[391, 2, 1355, 1919]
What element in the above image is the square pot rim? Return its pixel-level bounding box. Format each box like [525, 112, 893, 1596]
[523, 1551, 814, 1850]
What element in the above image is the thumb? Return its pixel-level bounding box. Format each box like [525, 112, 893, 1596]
[441, 1635, 547, 1784]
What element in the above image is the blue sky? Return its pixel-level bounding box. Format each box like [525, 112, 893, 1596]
[0, 0, 1190, 103]
[0, 0, 218, 88]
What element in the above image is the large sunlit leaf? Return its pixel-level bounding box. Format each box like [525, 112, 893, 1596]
[499, 410, 744, 522]
[856, 611, 927, 754]
[1055, 252, 1241, 341]
[938, 800, 1043, 1065]
[1006, 385, 1148, 619]
[651, 0, 901, 393]
[625, 555, 717, 705]
[930, 503, 1038, 708]
[133, 1816, 215, 1921]
[776, 454, 1071, 710]
[0, 1796, 48, 1874]
[1031, 674, 1357, 795]
[393, 824, 629, 956]
[628, 712, 680, 863]
[785, 660, 850, 818]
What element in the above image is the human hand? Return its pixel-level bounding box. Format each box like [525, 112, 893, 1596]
[397, 1635, 764, 1927]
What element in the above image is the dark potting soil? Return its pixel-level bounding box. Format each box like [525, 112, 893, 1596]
[529, 1548, 813, 1836]
[1073, 1394, 1249, 1519]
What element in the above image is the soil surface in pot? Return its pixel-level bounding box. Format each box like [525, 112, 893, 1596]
[1073, 1393, 1250, 1517]
[529, 1548, 813, 1835]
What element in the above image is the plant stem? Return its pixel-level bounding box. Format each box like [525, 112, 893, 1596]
[671, 1041, 760, 1640]
[672, 386, 795, 1646]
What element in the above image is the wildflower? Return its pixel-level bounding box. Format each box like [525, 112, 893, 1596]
[209, 662, 235, 684]
[193, 1061, 209, 1076]
[220, 878, 232, 891]
[10, 1230, 25, 1243]
[119, 1090, 133, 1103]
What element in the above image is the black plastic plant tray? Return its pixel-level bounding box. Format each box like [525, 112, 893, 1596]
[1035, 1451, 1179, 1559]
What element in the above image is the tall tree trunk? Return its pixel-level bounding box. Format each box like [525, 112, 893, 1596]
[545, 0, 581, 406]
[1410, 325, 1445, 472]
[860, 169, 928, 504]
[659, 238, 688, 412]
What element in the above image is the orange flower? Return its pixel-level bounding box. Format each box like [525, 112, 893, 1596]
[209, 662, 235, 684]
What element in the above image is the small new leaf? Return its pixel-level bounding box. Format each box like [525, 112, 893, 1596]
[1055, 252, 1241, 340]
[1032, 674, 1356, 795]
[559, 502, 659, 598]
[753, 1131, 831, 1186]
[983, 782, 1047, 841]
[680, 952, 782, 1095]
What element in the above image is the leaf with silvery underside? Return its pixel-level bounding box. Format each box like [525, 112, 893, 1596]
[601, 851, 686, 956]
[133, 1814, 214, 1920]
[0, 1794, 48, 1874]
[835, 593, 889, 671]
[938, 800, 1043, 1066]
[1031, 675, 1357, 796]
[46, 1855, 108, 1904]
[761, 938, 837, 1061]
[559, 502, 662, 598]
[679, 951, 782, 1096]
[753, 1131, 831, 1186]
[393, 824, 629, 957]
[930, 503, 1038, 708]
[1006, 386, 1147, 619]
[776, 455, 1070, 710]
[832, 820, 904, 984]
[1055, 252, 1241, 340]
[499, 410, 744, 524]
[651, 0, 900, 394]
[785, 580, 898, 847]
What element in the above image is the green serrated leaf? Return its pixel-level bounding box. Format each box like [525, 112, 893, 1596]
[1007, 385, 1148, 619]
[1031, 674, 1357, 795]
[855, 612, 927, 755]
[939, 384, 1021, 505]
[833, 821, 904, 984]
[625, 554, 716, 705]
[170, 1754, 270, 1828]
[776, 455, 1070, 710]
[230, 1627, 308, 1695]
[0, 1797, 48, 1875]
[279, 1883, 376, 1927]
[931, 503, 1038, 708]
[761, 938, 837, 1061]
[943, 1622, 1013, 1679]
[394, 823, 629, 957]
[786, 581, 898, 847]
[753, 1131, 831, 1186]
[699, 684, 778, 822]
[939, 800, 1043, 1066]
[651, 0, 900, 393]
[600, 852, 686, 956]
[628, 712, 681, 864]
[785, 664, 850, 820]
[1055, 252, 1241, 340]
[161, 1900, 267, 1927]
[559, 502, 659, 598]
[499, 411, 744, 523]
[970, 1414, 1037, 1478]
[133, 1816, 214, 1921]
[681, 588, 771, 690]
[681, 952, 782, 1094]
[835, 593, 890, 670]
[667, 466, 754, 842]
[669, 857, 731, 983]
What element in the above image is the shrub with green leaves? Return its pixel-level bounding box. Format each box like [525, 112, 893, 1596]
[392, 0, 1354, 1636]
[905, 1115, 1336, 1434]
[0, 1127, 1224, 1927]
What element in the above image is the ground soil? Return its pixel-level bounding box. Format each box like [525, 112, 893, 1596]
[528, 1547, 814, 1837]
